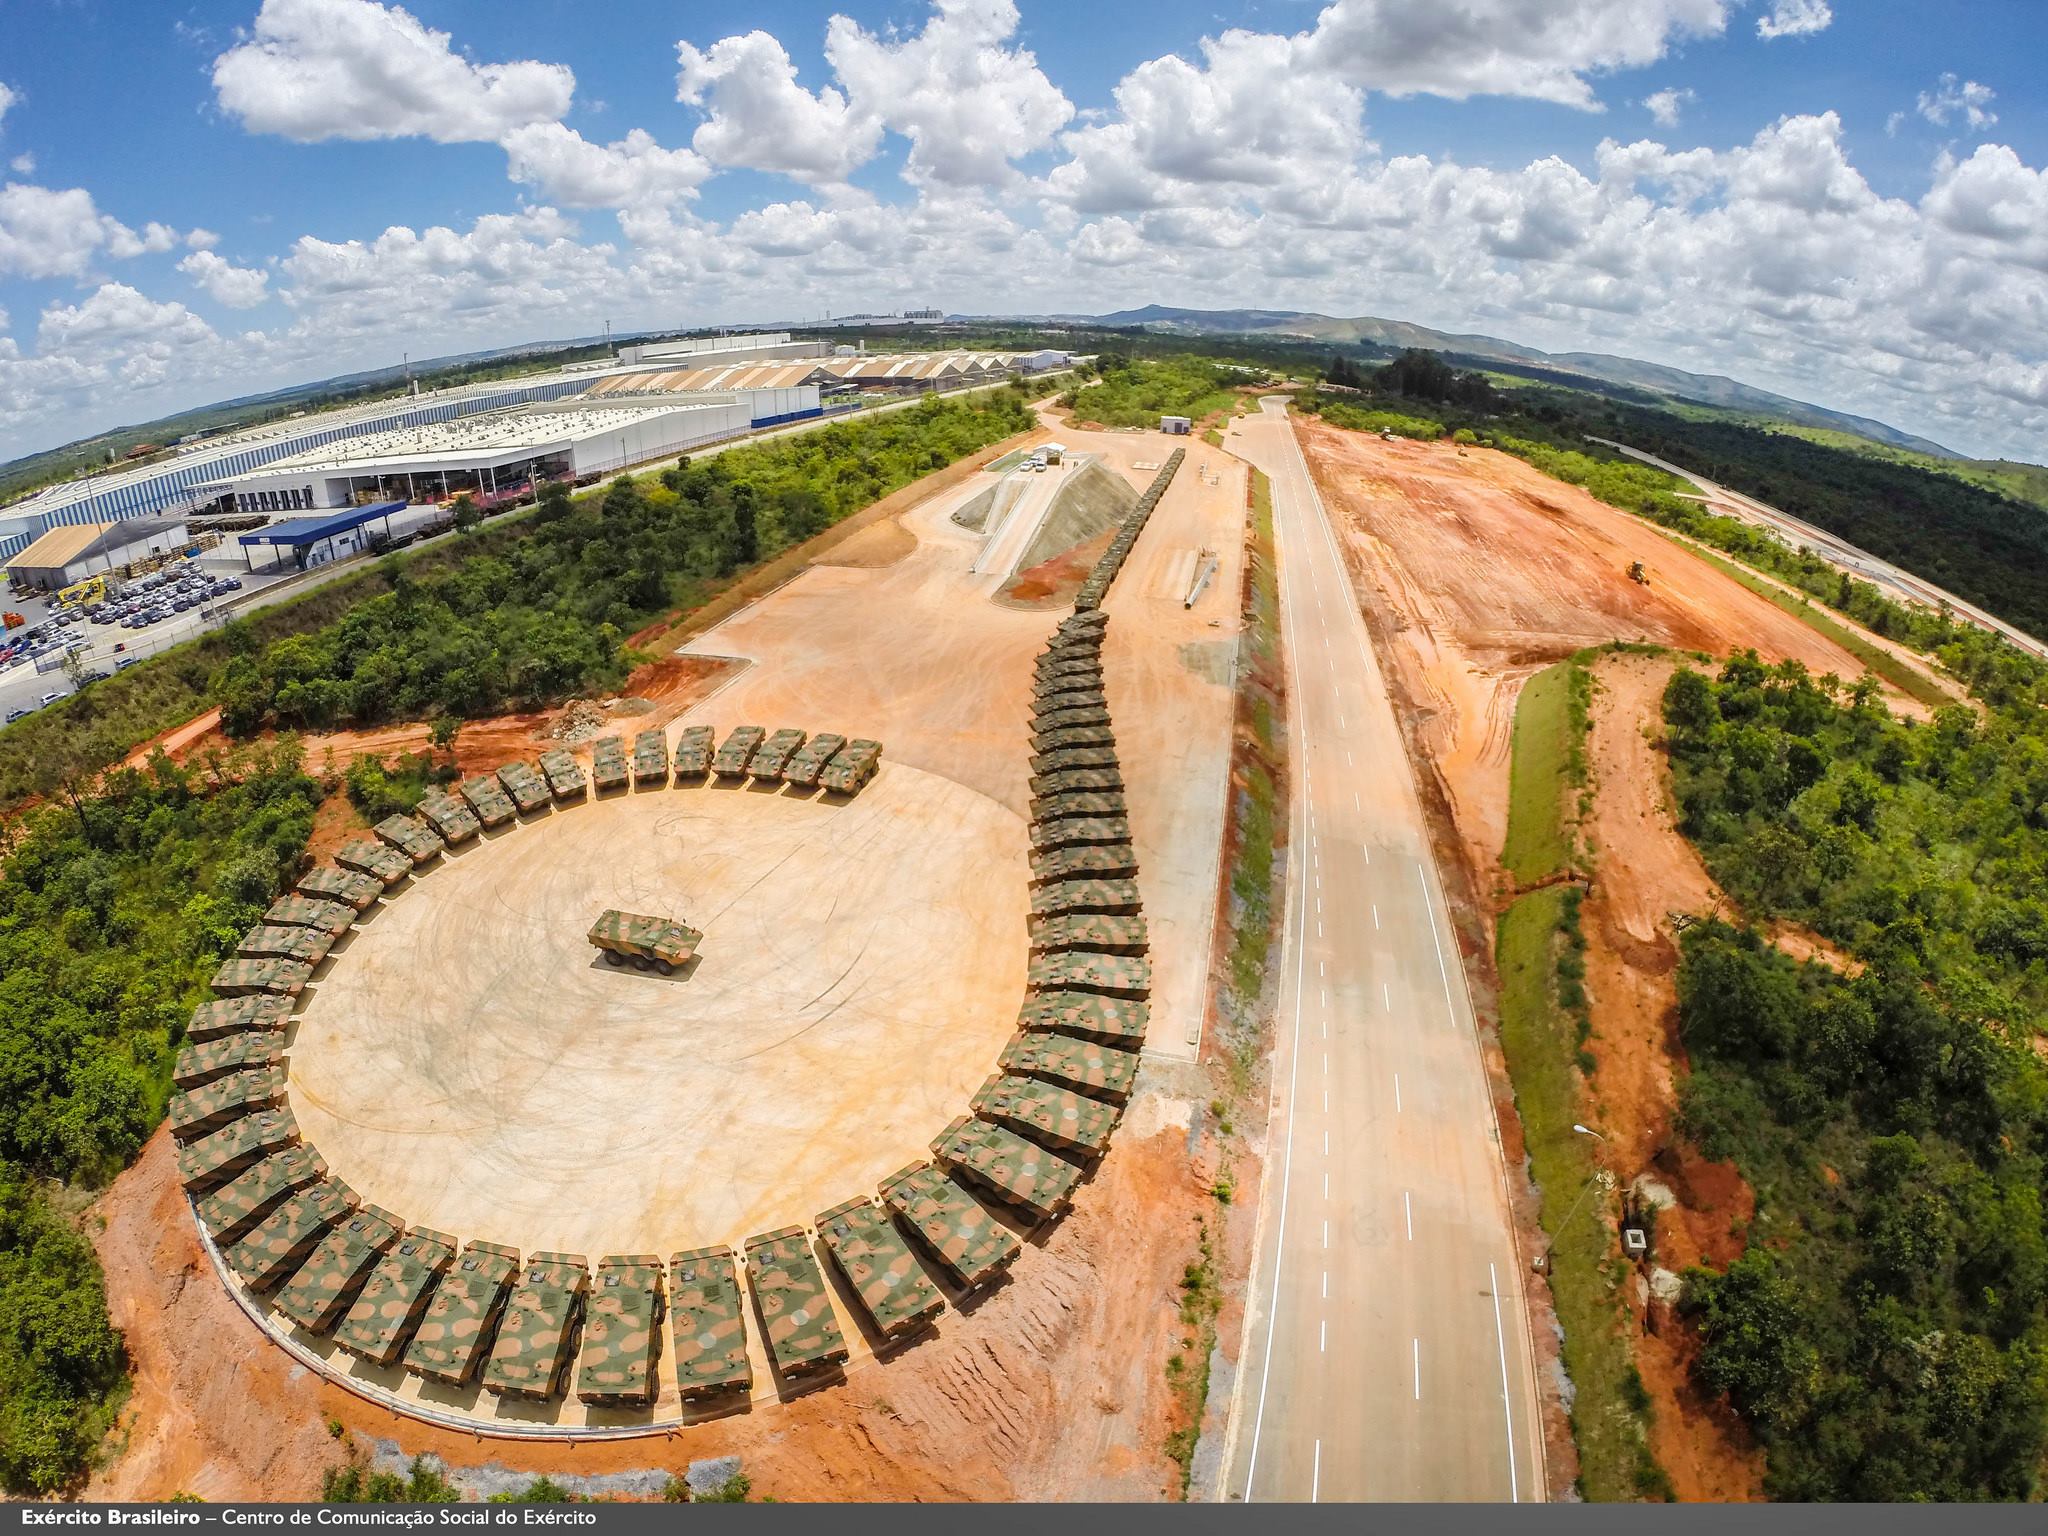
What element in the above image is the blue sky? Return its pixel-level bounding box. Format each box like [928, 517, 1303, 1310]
[1, 0, 2045, 462]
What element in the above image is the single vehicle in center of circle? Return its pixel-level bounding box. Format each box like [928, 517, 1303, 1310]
[588, 908, 701, 975]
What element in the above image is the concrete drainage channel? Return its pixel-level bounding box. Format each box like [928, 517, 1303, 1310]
[177, 450, 1188, 1437]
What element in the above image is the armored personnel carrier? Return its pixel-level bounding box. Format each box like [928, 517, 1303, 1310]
[226, 1177, 358, 1291]
[713, 726, 767, 778]
[483, 1251, 590, 1400]
[815, 1197, 943, 1340]
[297, 865, 384, 911]
[372, 813, 443, 865]
[1034, 657, 1103, 684]
[1029, 748, 1123, 780]
[1031, 789, 1129, 822]
[167, 1064, 286, 1140]
[1034, 703, 1115, 733]
[1028, 816, 1133, 853]
[538, 748, 588, 800]
[416, 790, 481, 845]
[335, 838, 410, 886]
[186, 993, 291, 1043]
[405, 1240, 520, 1386]
[1001, 1031, 1140, 1102]
[929, 1116, 1082, 1222]
[877, 1162, 1020, 1290]
[1016, 989, 1150, 1046]
[630, 730, 670, 786]
[671, 725, 717, 780]
[1027, 912, 1149, 955]
[236, 923, 334, 966]
[177, 1106, 298, 1191]
[273, 1203, 403, 1334]
[743, 1227, 848, 1377]
[458, 773, 516, 827]
[749, 727, 808, 781]
[668, 1247, 753, 1400]
[263, 894, 355, 936]
[1027, 950, 1152, 999]
[1028, 843, 1140, 884]
[1038, 643, 1103, 670]
[209, 957, 313, 998]
[334, 1227, 457, 1366]
[1028, 877, 1146, 920]
[819, 738, 883, 796]
[196, 1144, 324, 1246]
[1032, 723, 1116, 754]
[589, 909, 700, 974]
[173, 1032, 282, 1091]
[780, 732, 844, 788]
[498, 760, 551, 814]
[575, 1254, 664, 1407]
[973, 1073, 1120, 1157]
[590, 735, 630, 792]
[1031, 676, 1106, 706]
[1029, 765, 1125, 798]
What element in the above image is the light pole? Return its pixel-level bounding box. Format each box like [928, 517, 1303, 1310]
[1540, 1125, 1611, 1271]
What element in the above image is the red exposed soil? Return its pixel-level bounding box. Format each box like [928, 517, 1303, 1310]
[1001, 528, 1114, 608]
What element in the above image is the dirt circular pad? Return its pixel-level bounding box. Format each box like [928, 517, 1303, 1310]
[288, 764, 1027, 1258]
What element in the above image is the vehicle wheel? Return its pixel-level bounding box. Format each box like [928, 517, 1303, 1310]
[633, 954, 652, 972]
[656, 959, 674, 976]
[604, 949, 625, 966]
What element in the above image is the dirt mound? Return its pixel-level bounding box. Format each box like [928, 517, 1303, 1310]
[1001, 527, 1115, 609]
[1015, 459, 1134, 573]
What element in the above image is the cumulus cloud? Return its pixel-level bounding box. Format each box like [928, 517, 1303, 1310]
[1643, 87, 1694, 127]
[0, 183, 172, 279]
[0, 82, 17, 129]
[213, 0, 574, 144]
[1756, 0, 1832, 39]
[10, 152, 34, 175]
[1918, 73, 1998, 131]
[501, 123, 710, 209]
[37, 283, 221, 392]
[675, 31, 876, 183]
[179, 249, 272, 308]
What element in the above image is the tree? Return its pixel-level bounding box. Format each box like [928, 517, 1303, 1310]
[450, 494, 481, 536]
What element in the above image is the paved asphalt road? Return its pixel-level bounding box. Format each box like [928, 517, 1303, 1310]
[1219, 399, 1546, 1502]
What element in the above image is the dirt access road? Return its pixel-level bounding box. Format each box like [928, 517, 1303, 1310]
[1221, 400, 1545, 1503]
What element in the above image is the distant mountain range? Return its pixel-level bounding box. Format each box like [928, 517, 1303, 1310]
[981, 304, 1958, 458]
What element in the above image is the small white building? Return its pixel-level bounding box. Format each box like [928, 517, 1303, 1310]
[1161, 415, 1193, 435]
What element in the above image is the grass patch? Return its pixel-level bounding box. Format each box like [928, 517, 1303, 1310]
[1673, 542, 1952, 710]
[1163, 1219, 1222, 1495]
[1501, 659, 1587, 884]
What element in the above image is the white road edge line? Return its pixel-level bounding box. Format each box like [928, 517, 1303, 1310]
[1413, 1338, 1421, 1401]
[1491, 1261, 1520, 1503]
[1414, 860, 1457, 1028]
[1312, 1441, 1321, 1504]
[1405, 1190, 1414, 1241]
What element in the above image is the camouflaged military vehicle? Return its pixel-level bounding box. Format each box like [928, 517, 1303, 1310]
[334, 1227, 457, 1366]
[630, 730, 670, 787]
[177, 1106, 298, 1191]
[1028, 816, 1134, 853]
[929, 1116, 1082, 1222]
[335, 838, 411, 886]
[373, 813, 444, 865]
[273, 1203, 403, 1334]
[226, 1177, 358, 1291]
[973, 1073, 1120, 1157]
[483, 1251, 590, 1400]
[1031, 789, 1129, 822]
[713, 726, 767, 778]
[498, 760, 552, 814]
[167, 1064, 286, 1140]
[1032, 724, 1117, 755]
[416, 790, 481, 845]
[744, 1227, 848, 1377]
[1028, 876, 1146, 920]
[876, 1162, 1020, 1290]
[749, 727, 808, 781]
[1058, 610, 1110, 635]
[1000, 1032, 1140, 1102]
[1031, 676, 1106, 706]
[670, 725, 717, 780]
[780, 731, 844, 789]
[589, 909, 700, 974]
[405, 1239, 520, 1386]
[209, 956, 314, 998]
[538, 748, 588, 800]
[263, 894, 355, 936]
[297, 864, 384, 912]
[1029, 747, 1123, 780]
[1028, 765, 1125, 799]
[1028, 950, 1153, 999]
[1029, 843, 1140, 884]
[1034, 704, 1114, 735]
[195, 1143, 324, 1246]
[1016, 989, 1150, 1045]
[668, 1247, 753, 1399]
[173, 1032, 283, 1090]
[1027, 912, 1149, 956]
[236, 923, 335, 966]
[1039, 638, 1103, 665]
[815, 1196, 944, 1340]
[590, 735, 630, 792]
[186, 993, 291, 1043]
[575, 1255, 664, 1407]
[459, 773, 517, 828]
[819, 738, 882, 795]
